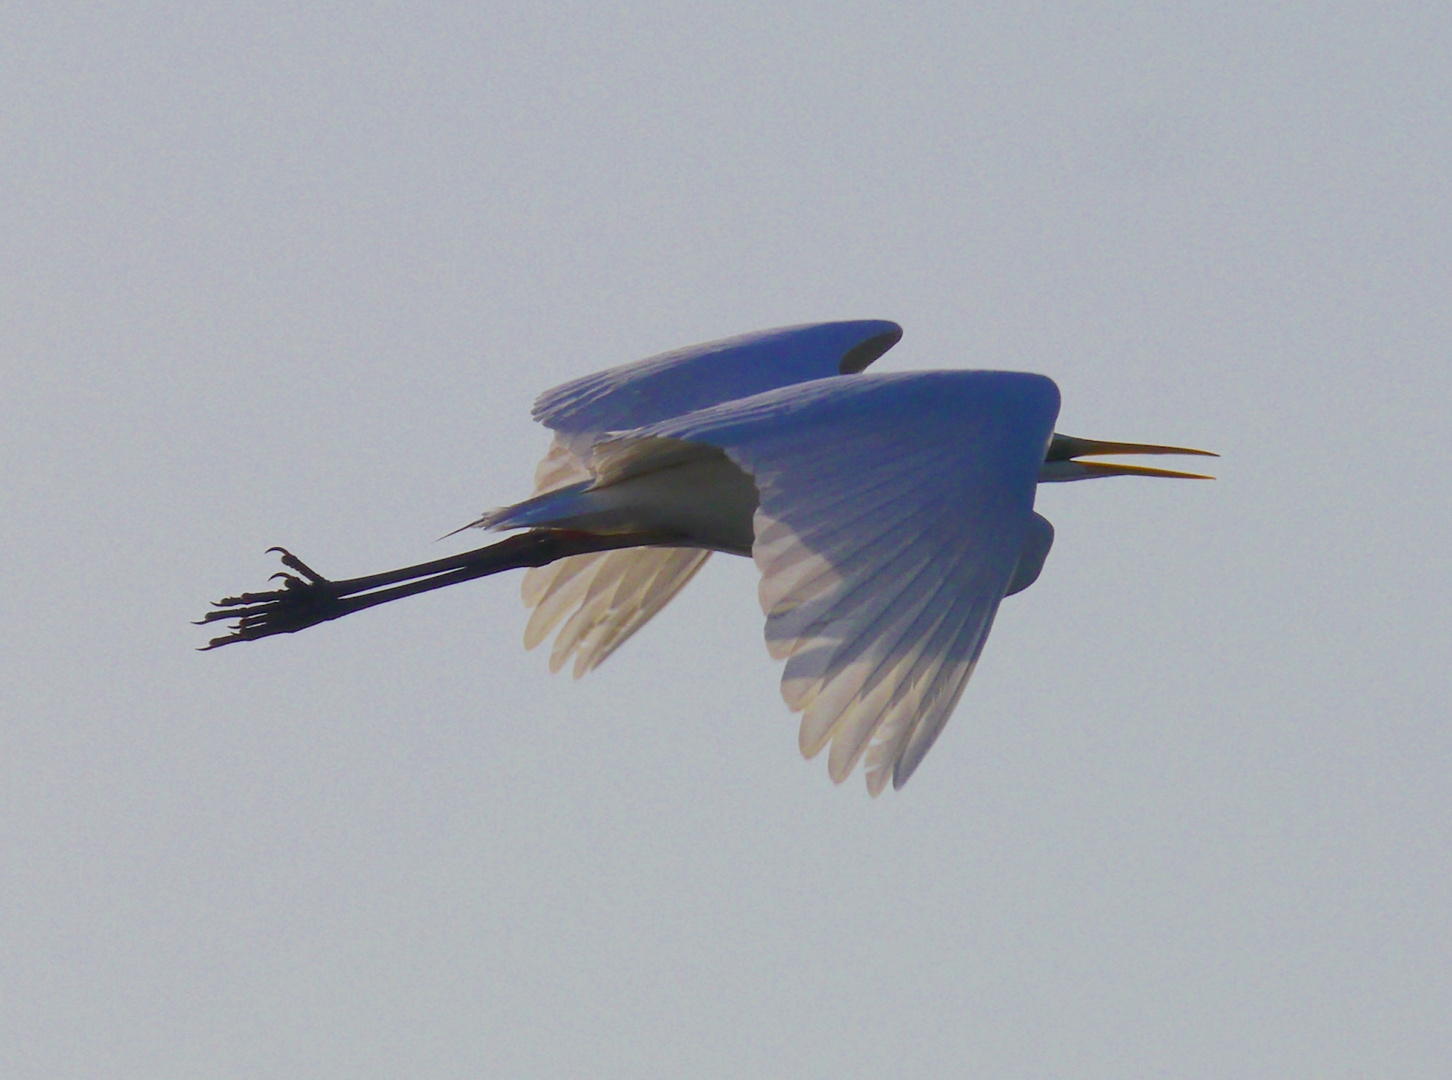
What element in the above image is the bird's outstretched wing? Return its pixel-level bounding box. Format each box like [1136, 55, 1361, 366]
[643, 370, 1061, 792]
[517, 321, 903, 675]
[533, 320, 903, 446]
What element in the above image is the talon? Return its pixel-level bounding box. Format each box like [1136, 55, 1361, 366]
[267, 547, 329, 584]
[197, 552, 350, 647]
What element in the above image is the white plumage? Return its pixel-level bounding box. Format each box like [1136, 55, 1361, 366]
[494, 334, 1062, 791]
[204, 319, 1211, 793]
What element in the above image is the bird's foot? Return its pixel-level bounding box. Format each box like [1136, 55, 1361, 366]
[197, 547, 345, 649]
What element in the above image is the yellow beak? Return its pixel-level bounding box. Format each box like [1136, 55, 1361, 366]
[1042, 434, 1218, 481]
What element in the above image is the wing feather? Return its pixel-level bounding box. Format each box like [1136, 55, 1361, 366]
[762, 451, 963, 665]
[511, 431, 712, 673]
[807, 536, 981, 768]
[643, 371, 1060, 790]
[522, 554, 605, 645]
[546, 547, 711, 677]
[513, 321, 902, 676]
[530, 435, 593, 494]
[755, 450, 958, 635]
[533, 321, 902, 440]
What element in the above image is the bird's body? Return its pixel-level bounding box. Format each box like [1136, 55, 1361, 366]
[202, 320, 1213, 793]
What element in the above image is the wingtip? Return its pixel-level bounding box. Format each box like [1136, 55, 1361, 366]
[838, 325, 904, 374]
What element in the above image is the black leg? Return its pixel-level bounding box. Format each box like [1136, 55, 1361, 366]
[198, 529, 688, 649]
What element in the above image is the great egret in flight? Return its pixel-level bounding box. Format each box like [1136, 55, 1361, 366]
[201, 320, 1213, 793]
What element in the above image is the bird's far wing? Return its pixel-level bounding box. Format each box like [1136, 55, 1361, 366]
[647, 371, 1060, 792]
[516, 435, 712, 677]
[532, 320, 903, 448]
[514, 320, 901, 675]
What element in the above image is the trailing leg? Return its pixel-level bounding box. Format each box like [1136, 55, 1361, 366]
[197, 529, 686, 649]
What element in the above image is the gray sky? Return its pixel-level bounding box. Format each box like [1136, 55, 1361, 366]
[3, 3, 1449, 1077]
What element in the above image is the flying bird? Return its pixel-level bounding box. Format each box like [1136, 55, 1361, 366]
[201, 320, 1214, 793]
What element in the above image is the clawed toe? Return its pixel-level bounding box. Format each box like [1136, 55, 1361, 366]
[267, 547, 329, 585]
[197, 548, 342, 649]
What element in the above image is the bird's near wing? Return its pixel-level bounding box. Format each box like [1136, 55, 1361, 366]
[517, 321, 903, 677]
[647, 371, 1061, 793]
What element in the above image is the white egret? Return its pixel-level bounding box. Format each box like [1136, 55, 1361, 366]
[201, 320, 1214, 792]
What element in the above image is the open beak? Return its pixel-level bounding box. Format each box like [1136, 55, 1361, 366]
[1042, 434, 1218, 481]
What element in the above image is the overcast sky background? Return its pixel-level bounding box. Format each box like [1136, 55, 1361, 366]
[3, 3, 1449, 1077]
